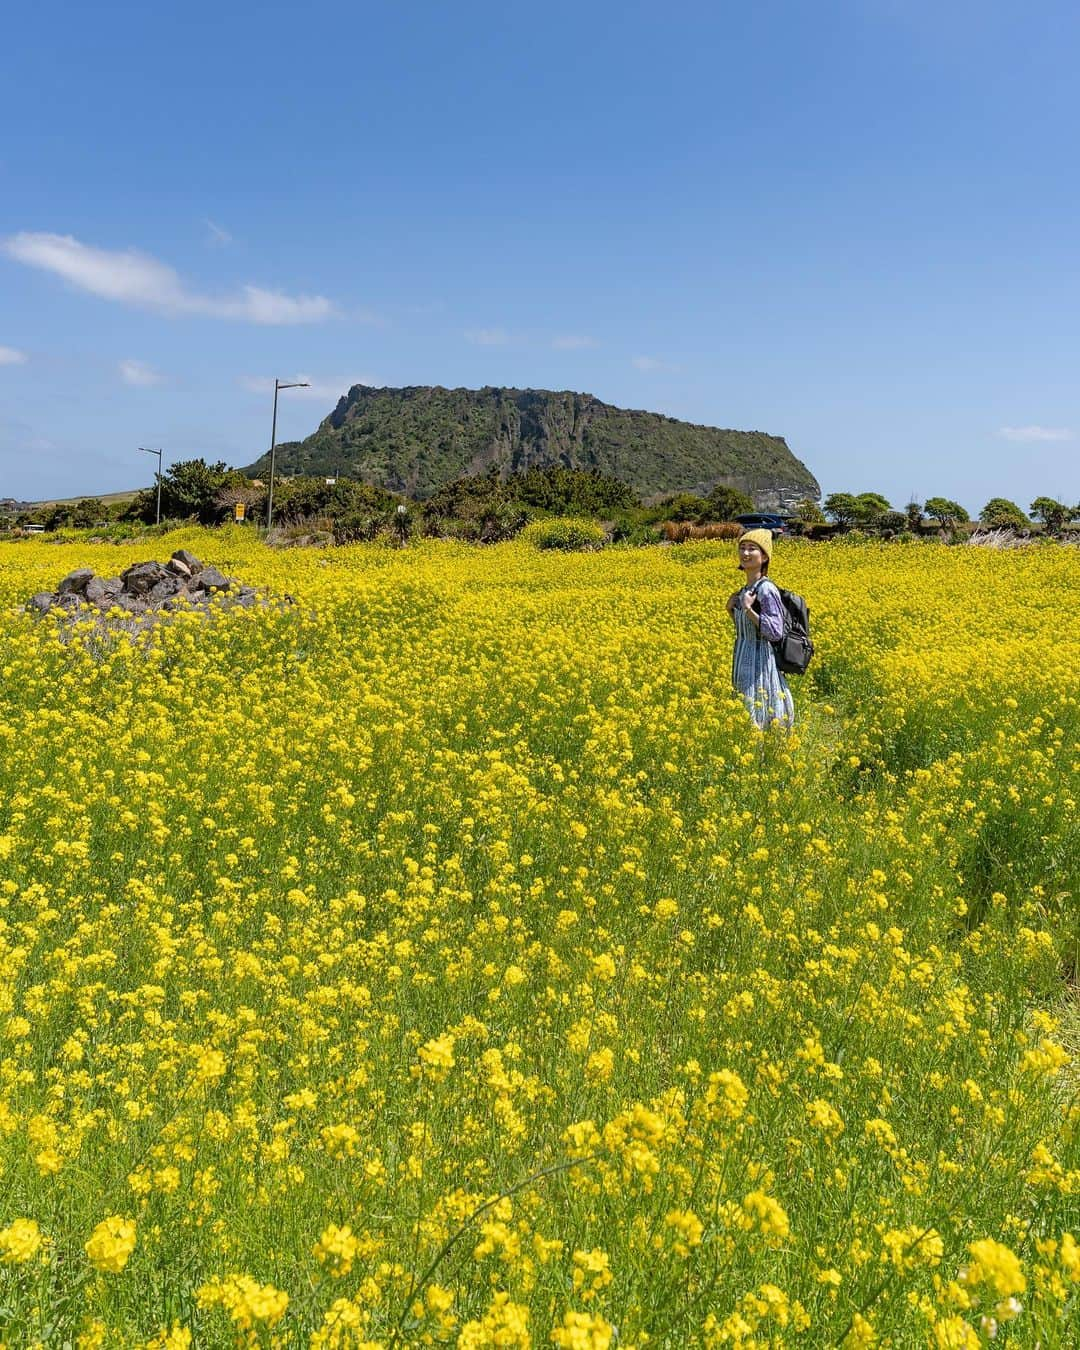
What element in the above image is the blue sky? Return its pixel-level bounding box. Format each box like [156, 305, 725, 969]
[2, 0, 1078, 510]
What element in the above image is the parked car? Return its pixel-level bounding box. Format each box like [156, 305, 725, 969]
[733, 513, 792, 536]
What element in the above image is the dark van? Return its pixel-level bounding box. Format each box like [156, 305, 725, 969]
[734, 513, 791, 536]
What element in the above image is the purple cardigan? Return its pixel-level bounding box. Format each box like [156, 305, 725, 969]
[752, 581, 786, 643]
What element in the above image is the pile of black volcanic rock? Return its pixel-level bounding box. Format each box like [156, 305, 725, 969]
[28, 550, 263, 619]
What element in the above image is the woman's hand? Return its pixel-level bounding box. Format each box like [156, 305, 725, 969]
[740, 590, 757, 612]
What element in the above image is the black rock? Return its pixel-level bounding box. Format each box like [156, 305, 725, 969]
[58, 568, 95, 595]
[122, 561, 168, 595]
[147, 575, 183, 604]
[171, 549, 203, 573]
[30, 554, 269, 634]
[195, 566, 230, 592]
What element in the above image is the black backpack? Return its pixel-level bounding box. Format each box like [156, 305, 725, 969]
[752, 580, 814, 675]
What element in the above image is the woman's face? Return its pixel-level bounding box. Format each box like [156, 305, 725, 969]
[738, 542, 765, 571]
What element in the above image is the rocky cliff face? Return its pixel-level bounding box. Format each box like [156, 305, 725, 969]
[243, 385, 820, 506]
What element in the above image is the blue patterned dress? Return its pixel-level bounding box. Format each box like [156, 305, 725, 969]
[731, 579, 795, 729]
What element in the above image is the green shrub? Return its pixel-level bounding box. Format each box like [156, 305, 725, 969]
[513, 466, 637, 515]
[878, 511, 908, 532]
[333, 511, 385, 543]
[520, 517, 605, 551]
[980, 497, 1029, 530]
[704, 484, 754, 520]
[793, 496, 826, 526]
[651, 492, 711, 523]
[609, 516, 662, 547]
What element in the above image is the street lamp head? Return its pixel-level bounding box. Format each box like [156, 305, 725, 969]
[137, 448, 164, 525]
[267, 382, 310, 529]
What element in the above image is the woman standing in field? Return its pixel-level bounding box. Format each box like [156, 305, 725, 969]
[726, 528, 794, 729]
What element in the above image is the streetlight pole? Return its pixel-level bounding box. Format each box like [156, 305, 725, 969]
[138, 447, 163, 525]
[266, 380, 309, 530]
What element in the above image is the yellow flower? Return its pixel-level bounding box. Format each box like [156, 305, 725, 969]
[551, 1309, 615, 1349]
[665, 1209, 703, 1256]
[932, 1314, 979, 1349]
[962, 1237, 1026, 1298]
[843, 1312, 876, 1347]
[1019, 1037, 1070, 1077]
[196, 1273, 289, 1331]
[85, 1216, 137, 1273]
[742, 1191, 791, 1245]
[806, 1097, 845, 1139]
[590, 953, 616, 982]
[141, 1325, 193, 1350]
[881, 1224, 943, 1271]
[584, 1048, 614, 1084]
[0, 1218, 44, 1264]
[418, 1033, 456, 1082]
[457, 1291, 530, 1348]
[313, 1223, 359, 1277]
[571, 1248, 613, 1302]
[194, 1046, 228, 1083]
[320, 1123, 361, 1157]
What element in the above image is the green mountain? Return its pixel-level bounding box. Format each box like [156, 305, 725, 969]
[241, 385, 819, 508]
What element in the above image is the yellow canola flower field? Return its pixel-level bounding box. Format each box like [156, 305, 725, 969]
[0, 529, 1078, 1348]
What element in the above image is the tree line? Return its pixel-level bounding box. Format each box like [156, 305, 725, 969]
[7, 461, 1077, 541]
[804, 492, 1078, 535]
[7, 462, 759, 543]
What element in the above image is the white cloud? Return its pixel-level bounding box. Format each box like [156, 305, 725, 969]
[552, 335, 598, 350]
[239, 374, 377, 402]
[119, 358, 166, 387]
[632, 355, 679, 372]
[204, 218, 232, 246]
[998, 425, 1074, 443]
[4, 232, 335, 325]
[464, 327, 511, 346]
[0, 345, 27, 365]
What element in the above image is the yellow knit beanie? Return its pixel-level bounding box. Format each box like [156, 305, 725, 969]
[738, 528, 773, 561]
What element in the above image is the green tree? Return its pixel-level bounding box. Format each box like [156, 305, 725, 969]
[878, 511, 908, 532]
[512, 466, 637, 516]
[273, 476, 396, 522]
[823, 493, 860, 528]
[655, 492, 711, 523]
[979, 498, 1029, 529]
[792, 497, 825, 526]
[421, 466, 506, 527]
[30, 498, 105, 529]
[420, 468, 529, 542]
[69, 498, 105, 528]
[704, 484, 754, 520]
[905, 501, 924, 531]
[1029, 497, 1073, 534]
[137, 459, 248, 524]
[924, 497, 970, 527]
[853, 492, 893, 526]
